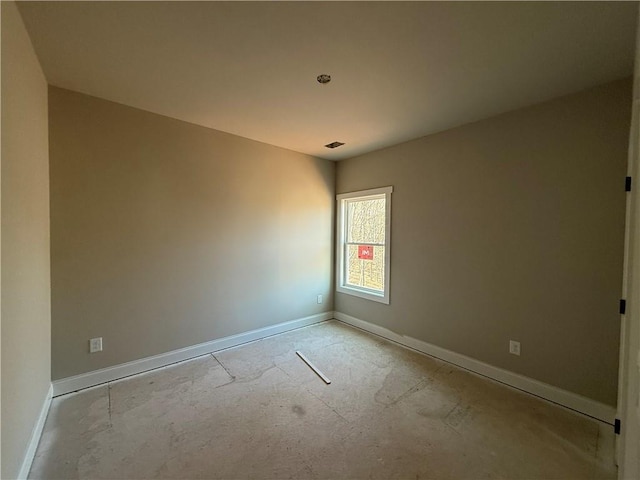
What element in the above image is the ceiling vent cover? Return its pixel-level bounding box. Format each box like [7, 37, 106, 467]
[325, 141, 345, 149]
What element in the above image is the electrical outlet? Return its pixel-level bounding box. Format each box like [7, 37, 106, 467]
[317, 294, 323, 304]
[509, 340, 521, 356]
[89, 337, 103, 353]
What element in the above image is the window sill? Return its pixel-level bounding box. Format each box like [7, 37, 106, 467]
[336, 285, 390, 304]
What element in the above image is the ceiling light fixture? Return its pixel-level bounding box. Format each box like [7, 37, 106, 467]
[325, 141, 345, 149]
[317, 74, 331, 84]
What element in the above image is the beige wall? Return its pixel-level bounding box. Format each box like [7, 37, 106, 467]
[337, 79, 631, 406]
[48, 87, 334, 380]
[1, 2, 52, 478]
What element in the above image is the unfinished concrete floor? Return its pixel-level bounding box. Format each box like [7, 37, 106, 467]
[30, 321, 616, 479]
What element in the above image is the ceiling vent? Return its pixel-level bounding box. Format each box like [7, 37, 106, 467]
[317, 74, 331, 84]
[325, 141, 345, 149]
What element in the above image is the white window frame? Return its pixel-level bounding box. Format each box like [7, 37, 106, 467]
[336, 186, 392, 304]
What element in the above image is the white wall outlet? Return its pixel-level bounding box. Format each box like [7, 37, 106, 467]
[89, 337, 103, 353]
[509, 340, 521, 356]
[317, 294, 323, 304]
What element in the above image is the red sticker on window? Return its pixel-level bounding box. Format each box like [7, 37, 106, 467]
[358, 245, 374, 260]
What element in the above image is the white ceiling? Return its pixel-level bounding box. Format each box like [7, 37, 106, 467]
[17, 1, 638, 161]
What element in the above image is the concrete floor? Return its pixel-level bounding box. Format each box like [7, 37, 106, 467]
[30, 321, 616, 479]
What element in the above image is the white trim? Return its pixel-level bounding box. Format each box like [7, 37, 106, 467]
[334, 311, 616, 424]
[336, 186, 394, 202]
[336, 186, 393, 304]
[17, 384, 53, 480]
[53, 312, 333, 396]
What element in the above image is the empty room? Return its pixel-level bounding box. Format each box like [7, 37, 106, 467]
[3, 1, 640, 479]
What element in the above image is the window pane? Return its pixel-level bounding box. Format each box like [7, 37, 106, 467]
[347, 198, 386, 244]
[346, 244, 385, 292]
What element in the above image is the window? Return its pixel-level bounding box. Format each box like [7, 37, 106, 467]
[336, 186, 392, 304]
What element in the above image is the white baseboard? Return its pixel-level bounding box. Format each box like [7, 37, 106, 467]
[53, 312, 332, 397]
[17, 383, 53, 480]
[334, 311, 616, 424]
